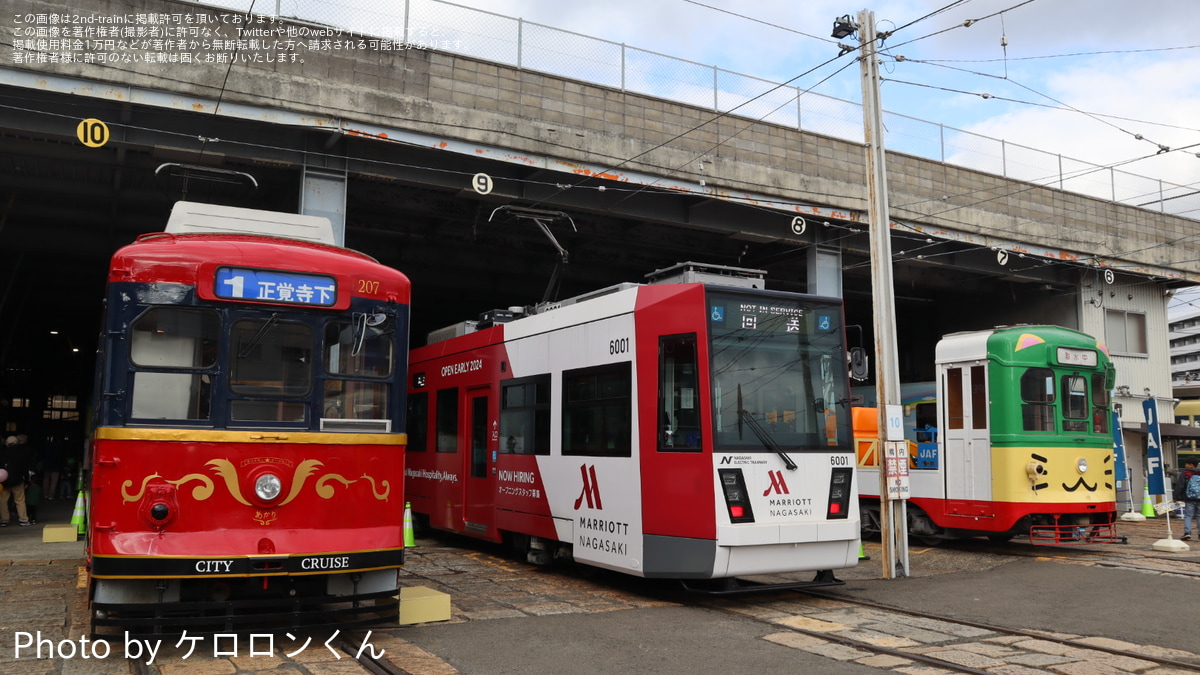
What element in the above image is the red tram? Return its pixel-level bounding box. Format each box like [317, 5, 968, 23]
[89, 202, 410, 635]
[406, 263, 860, 588]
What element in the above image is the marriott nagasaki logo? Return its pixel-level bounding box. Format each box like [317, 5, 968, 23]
[573, 464, 603, 510]
[573, 465, 631, 556]
[763, 470, 790, 496]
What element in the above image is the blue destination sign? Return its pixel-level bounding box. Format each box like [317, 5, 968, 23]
[214, 267, 337, 306]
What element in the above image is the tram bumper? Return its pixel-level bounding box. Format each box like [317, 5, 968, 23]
[642, 520, 860, 578]
[90, 551, 403, 639]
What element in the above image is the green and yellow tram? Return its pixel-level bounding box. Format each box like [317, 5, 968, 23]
[858, 325, 1119, 545]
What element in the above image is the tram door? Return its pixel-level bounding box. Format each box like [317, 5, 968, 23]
[463, 387, 495, 535]
[940, 362, 992, 509]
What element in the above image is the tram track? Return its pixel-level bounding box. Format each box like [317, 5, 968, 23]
[936, 537, 1200, 580]
[341, 634, 395, 675]
[331, 577, 1200, 675]
[328, 535, 1200, 674]
[724, 586, 1200, 667]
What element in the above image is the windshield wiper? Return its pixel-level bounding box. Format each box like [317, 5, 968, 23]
[238, 313, 280, 358]
[736, 384, 797, 471]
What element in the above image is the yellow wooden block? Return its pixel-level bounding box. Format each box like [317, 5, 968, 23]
[42, 524, 77, 543]
[398, 585, 451, 625]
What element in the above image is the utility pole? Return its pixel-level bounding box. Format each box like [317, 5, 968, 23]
[848, 9, 909, 578]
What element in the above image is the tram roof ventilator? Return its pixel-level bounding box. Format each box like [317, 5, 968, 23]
[165, 201, 336, 245]
[426, 262, 768, 346]
[644, 261, 766, 289]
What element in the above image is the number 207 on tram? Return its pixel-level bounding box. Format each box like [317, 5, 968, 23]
[88, 202, 410, 636]
[405, 267, 860, 587]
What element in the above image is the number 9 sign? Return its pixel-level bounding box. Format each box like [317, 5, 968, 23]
[472, 173, 493, 195]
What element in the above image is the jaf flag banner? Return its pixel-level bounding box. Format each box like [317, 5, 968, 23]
[1143, 398, 1165, 495]
[1111, 410, 1127, 488]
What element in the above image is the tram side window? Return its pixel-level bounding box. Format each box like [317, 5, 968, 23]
[562, 362, 632, 457]
[1020, 368, 1055, 432]
[322, 320, 393, 420]
[1091, 372, 1110, 434]
[659, 335, 700, 451]
[436, 388, 458, 452]
[970, 365, 987, 430]
[945, 367, 964, 430]
[129, 308, 218, 421]
[407, 392, 429, 452]
[501, 375, 551, 455]
[229, 318, 312, 423]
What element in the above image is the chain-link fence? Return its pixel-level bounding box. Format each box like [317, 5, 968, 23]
[198, 0, 1198, 219]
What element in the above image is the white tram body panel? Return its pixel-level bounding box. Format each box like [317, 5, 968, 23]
[407, 270, 860, 580]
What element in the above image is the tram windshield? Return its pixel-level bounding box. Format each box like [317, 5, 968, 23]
[707, 290, 852, 453]
[322, 315, 394, 421]
[229, 316, 312, 422]
[128, 307, 218, 420]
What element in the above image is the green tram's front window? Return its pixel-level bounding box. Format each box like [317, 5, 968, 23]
[708, 290, 852, 453]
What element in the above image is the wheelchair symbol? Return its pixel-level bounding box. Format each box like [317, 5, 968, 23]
[711, 307, 725, 321]
[818, 315, 831, 330]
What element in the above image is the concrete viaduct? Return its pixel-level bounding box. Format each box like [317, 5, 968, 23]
[1, 0, 1197, 457]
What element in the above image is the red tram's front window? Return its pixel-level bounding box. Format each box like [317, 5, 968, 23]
[322, 319, 393, 422]
[229, 317, 312, 422]
[129, 307, 218, 421]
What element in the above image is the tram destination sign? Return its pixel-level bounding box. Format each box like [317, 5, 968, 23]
[708, 293, 837, 336]
[214, 267, 337, 307]
[1054, 346, 1097, 367]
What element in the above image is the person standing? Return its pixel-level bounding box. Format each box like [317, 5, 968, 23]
[1, 434, 34, 526]
[1174, 460, 1200, 541]
[41, 435, 64, 501]
[24, 473, 40, 523]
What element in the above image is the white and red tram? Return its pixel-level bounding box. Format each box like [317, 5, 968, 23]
[405, 264, 859, 586]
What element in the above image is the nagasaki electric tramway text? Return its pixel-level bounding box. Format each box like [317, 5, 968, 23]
[855, 325, 1120, 545]
[405, 263, 860, 589]
[88, 202, 411, 636]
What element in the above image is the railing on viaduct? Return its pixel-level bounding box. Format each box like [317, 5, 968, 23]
[200, 0, 1199, 220]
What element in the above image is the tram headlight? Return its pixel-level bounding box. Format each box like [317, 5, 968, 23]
[255, 473, 283, 501]
[1076, 458, 1089, 474]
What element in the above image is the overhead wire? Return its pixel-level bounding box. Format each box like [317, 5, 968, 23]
[678, 0, 841, 46]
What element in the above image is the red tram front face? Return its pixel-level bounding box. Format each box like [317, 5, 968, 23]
[90, 431, 404, 575]
[89, 222, 411, 636]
